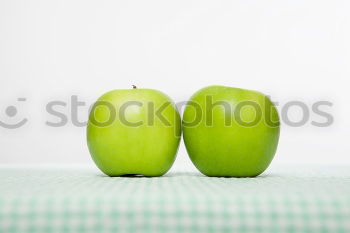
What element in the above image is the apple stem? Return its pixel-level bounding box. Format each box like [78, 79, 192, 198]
[132, 85, 137, 89]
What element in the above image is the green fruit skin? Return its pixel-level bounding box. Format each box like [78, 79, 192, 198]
[183, 86, 280, 177]
[87, 89, 181, 177]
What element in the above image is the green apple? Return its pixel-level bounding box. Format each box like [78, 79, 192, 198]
[87, 87, 181, 177]
[183, 85, 280, 177]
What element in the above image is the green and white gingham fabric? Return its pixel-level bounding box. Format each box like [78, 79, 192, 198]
[0, 165, 350, 233]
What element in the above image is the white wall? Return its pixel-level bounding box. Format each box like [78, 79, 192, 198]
[1, 0, 349, 170]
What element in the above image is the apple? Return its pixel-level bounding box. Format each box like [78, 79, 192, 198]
[183, 85, 280, 177]
[87, 86, 181, 177]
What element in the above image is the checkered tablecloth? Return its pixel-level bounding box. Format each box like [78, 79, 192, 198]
[0, 165, 350, 233]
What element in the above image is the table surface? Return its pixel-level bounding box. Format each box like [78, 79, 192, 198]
[0, 165, 350, 233]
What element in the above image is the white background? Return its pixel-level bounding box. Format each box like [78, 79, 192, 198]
[1, 0, 349, 171]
